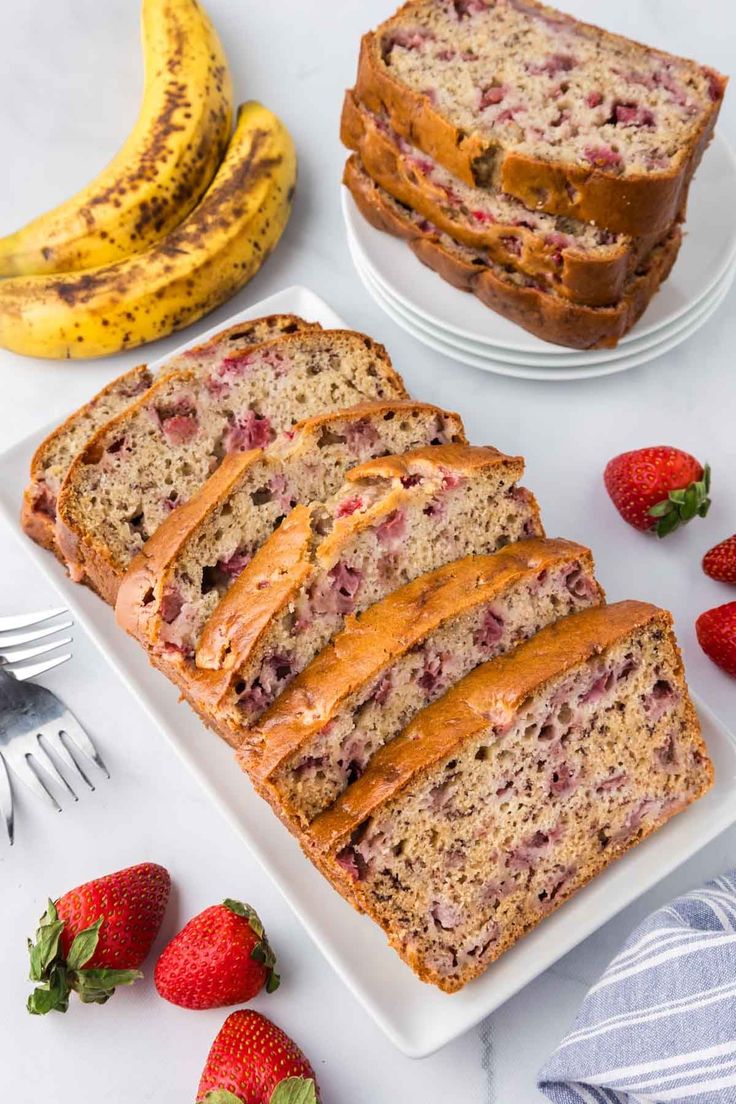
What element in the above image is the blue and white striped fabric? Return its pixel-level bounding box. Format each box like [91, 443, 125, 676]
[538, 871, 736, 1104]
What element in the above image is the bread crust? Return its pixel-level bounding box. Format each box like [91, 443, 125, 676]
[355, 3, 726, 236]
[345, 154, 683, 349]
[341, 91, 669, 307]
[55, 320, 403, 604]
[114, 399, 466, 649]
[240, 538, 601, 788]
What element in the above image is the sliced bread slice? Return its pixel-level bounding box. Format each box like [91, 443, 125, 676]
[116, 400, 466, 657]
[310, 601, 712, 991]
[241, 538, 603, 830]
[345, 154, 682, 349]
[356, 0, 726, 236]
[55, 326, 406, 604]
[22, 316, 319, 559]
[22, 365, 153, 556]
[193, 444, 543, 741]
[342, 91, 666, 307]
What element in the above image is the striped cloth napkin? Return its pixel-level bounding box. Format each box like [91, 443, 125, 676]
[538, 871, 736, 1104]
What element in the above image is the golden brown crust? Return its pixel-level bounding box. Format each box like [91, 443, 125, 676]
[55, 319, 385, 604]
[345, 154, 683, 350]
[195, 444, 526, 675]
[244, 539, 598, 779]
[114, 399, 467, 647]
[341, 91, 668, 307]
[355, 5, 726, 236]
[310, 600, 670, 852]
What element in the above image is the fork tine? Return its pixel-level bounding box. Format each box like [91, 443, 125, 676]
[31, 736, 78, 802]
[0, 636, 72, 666]
[3, 748, 61, 812]
[0, 608, 68, 633]
[59, 711, 109, 778]
[0, 619, 73, 649]
[0, 755, 14, 845]
[10, 653, 72, 681]
[41, 729, 94, 791]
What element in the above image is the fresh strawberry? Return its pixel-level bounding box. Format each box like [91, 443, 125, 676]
[197, 1009, 320, 1104]
[155, 899, 279, 1009]
[703, 535, 736, 584]
[27, 862, 170, 1015]
[604, 447, 710, 536]
[696, 602, 736, 677]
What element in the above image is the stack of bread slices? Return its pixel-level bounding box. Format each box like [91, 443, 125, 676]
[341, 0, 727, 348]
[24, 314, 713, 992]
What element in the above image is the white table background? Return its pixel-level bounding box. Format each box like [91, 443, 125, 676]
[0, 1, 734, 1100]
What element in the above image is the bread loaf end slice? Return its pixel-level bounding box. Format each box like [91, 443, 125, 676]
[22, 365, 154, 556]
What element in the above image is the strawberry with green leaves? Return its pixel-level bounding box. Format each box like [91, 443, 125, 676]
[197, 1009, 320, 1104]
[604, 446, 710, 537]
[155, 899, 279, 1009]
[27, 862, 170, 1014]
[703, 535, 736, 584]
[696, 602, 736, 677]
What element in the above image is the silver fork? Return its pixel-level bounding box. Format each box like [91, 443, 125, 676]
[0, 608, 108, 845]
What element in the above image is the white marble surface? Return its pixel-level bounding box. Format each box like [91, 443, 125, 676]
[0, 1, 734, 1100]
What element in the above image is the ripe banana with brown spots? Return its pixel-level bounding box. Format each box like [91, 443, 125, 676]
[0, 0, 232, 277]
[0, 102, 296, 359]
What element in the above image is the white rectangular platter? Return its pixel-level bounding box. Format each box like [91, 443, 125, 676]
[3, 284, 736, 1058]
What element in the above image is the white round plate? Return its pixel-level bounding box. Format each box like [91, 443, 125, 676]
[342, 133, 736, 356]
[350, 228, 735, 369]
[354, 247, 734, 382]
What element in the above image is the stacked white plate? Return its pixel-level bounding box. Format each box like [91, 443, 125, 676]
[343, 133, 736, 382]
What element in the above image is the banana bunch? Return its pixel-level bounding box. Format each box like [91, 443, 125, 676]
[0, 103, 296, 359]
[0, 2, 297, 360]
[0, 0, 233, 276]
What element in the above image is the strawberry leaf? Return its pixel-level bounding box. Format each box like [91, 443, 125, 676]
[74, 967, 142, 1004]
[66, 918, 102, 970]
[28, 900, 65, 981]
[223, 899, 280, 994]
[648, 500, 673, 518]
[27, 966, 70, 1016]
[270, 1078, 319, 1104]
[649, 465, 712, 538]
[200, 1092, 245, 1104]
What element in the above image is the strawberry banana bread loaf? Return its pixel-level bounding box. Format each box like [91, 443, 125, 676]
[22, 317, 319, 560]
[356, 0, 726, 236]
[116, 400, 466, 658]
[242, 538, 603, 830]
[310, 601, 712, 991]
[55, 326, 406, 604]
[342, 91, 666, 307]
[345, 155, 681, 349]
[193, 444, 543, 740]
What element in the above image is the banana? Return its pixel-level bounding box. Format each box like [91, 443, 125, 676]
[0, 102, 296, 359]
[0, 0, 233, 277]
